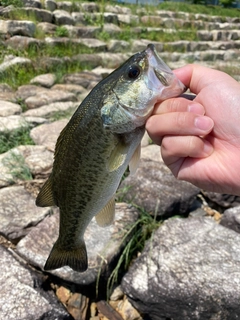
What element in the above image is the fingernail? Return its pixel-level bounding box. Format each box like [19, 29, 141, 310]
[203, 141, 214, 156]
[194, 116, 213, 131]
[188, 103, 204, 115]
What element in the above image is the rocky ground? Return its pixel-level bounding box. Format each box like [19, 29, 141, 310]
[0, 1, 240, 319]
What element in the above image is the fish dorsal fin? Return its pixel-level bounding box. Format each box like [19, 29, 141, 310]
[36, 175, 55, 207]
[129, 144, 141, 175]
[95, 196, 115, 227]
[107, 141, 128, 172]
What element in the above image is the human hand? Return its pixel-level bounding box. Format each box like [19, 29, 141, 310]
[146, 64, 240, 195]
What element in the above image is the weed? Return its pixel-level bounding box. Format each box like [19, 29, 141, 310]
[158, 2, 240, 18]
[0, 126, 34, 154]
[118, 27, 133, 42]
[97, 30, 111, 42]
[16, 98, 28, 112]
[0, 0, 23, 7]
[2, 150, 32, 182]
[55, 26, 69, 38]
[8, 8, 38, 23]
[106, 203, 162, 299]
[116, 185, 131, 203]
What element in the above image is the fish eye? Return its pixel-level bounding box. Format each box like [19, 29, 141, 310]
[127, 65, 141, 80]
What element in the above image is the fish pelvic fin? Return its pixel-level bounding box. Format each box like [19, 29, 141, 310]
[129, 143, 141, 175]
[95, 196, 115, 227]
[107, 141, 128, 172]
[36, 175, 55, 207]
[44, 239, 88, 272]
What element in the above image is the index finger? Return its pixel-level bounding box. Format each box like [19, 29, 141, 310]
[173, 64, 235, 95]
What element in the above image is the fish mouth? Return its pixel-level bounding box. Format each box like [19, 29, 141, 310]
[145, 44, 187, 94]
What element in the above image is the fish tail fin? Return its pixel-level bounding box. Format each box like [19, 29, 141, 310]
[44, 239, 88, 272]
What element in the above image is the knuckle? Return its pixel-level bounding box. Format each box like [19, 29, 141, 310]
[167, 98, 184, 112]
[175, 112, 187, 128]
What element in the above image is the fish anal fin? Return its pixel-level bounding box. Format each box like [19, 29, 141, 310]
[36, 175, 55, 207]
[107, 142, 128, 172]
[95, 196, 115, 227]
[44, 238, 88, 272]
[129, 144, 141, 175]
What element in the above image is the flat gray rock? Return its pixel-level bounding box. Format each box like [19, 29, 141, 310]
[0, 145, 52, 186]
[0, 20, 36, 37]
[0, 56, 32, 73]
[141, 144, 162, 162]
[6, 35, 43, 50]
[24, 116, 48, 127]
[202, 191, 240, 209]
[131, 39, 163, 53]
[15, 84, 49, 101]
[80, 2, 99, 12]
[62, 71, 102, 88]
[97, 52, 129, 68]
[30, 73, 57, 88]
[78, 38, 107, 51]
[17, 203, 139, 285]
[0, 115, 28, 133]
[0, 246, 51, 319]
[0, 83, 13, 92]
[0, 246, 71, 319]
[107, 39, 131, 52]
[37, 21, 57, 33]
[22, 7, 53, 23]
[103, 23, 122, 36]
[25, 89, 77, 109]
[120, 158, 199, 217]
[117, 14, 139, 25]
[23, 101, 78, 118]
[0, 100, 21, 116]
[105, 4, 131, 14]
[53, 9, 74, 25]
[19, 145, 54, 176]
[0, 185, 50, 240]
[51, 83, 87, 96]
[91, 66, 113, 78]
[122, 217, 240, 319]
[65, 25, 101, 38]
[220, 206, 240, 234]
[30, 119, 68, 151]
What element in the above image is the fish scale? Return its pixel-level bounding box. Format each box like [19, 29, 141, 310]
[36, 44, 186, 272]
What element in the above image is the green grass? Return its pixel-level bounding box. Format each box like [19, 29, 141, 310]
[2, 151, 32, 182]
[55, 26, 69, 38]
[127, 1, 240, 18]
[0, 0, 23, 7]
[97, 26, 198, 46]
[159, 2, 240, 17]
[0, 127, 34, 154]
[105, 204, 162, 299]
[0, 51, 93, 89]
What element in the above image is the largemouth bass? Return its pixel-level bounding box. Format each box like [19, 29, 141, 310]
[36, 44, 186, 272]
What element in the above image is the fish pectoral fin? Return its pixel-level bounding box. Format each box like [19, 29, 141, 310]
[107, 141, 128, 172]
[95, 196, 115, 227]
[36, 175, 55, 207]
[129, 143, 141, 175]
[44, 238, 88, 272]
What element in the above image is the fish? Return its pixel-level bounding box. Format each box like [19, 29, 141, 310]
[36, 44, 186, 272]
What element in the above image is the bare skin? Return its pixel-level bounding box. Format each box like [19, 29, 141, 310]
[146, 64, 240, 196]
